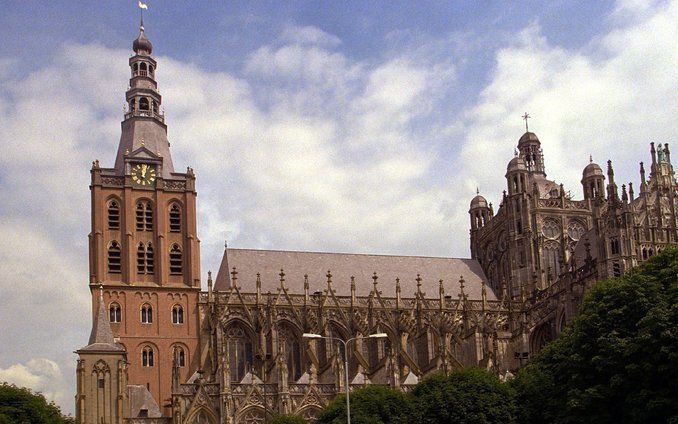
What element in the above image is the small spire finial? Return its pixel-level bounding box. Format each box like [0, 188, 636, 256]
[476, 187, 479, 195]
[589, 154, 593, 163]
[279, 269, 286, 286]
[230, 267, 238, 286]
[522, 112, 531, 132]
[99, 283, 104, 301]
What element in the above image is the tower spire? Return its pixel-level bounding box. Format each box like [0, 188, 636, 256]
[82, 285, 120, 351]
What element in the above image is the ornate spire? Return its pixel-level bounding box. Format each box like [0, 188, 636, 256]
[81, 285, 121, 351]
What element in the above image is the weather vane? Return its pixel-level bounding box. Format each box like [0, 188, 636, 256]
[522, 112, 531, 132]
[138, 1, 148, 25]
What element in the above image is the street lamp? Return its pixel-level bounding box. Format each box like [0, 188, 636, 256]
[303, 332, 387, 424]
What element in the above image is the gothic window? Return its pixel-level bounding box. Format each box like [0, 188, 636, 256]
[169, 244, 183, 274]
[225, 325, 253, 382]
[610, 238, 620, 255]
[541, 219, 561, 240]
[142, 346, 154, 367]
[172, 345, 186, 367]
[612, 261, 621, 277]
[107, 200, 120, 229]
[109, 302, 121, 323]
[135, 201, 153, 231]
[137, 243, 146, 273]
[544, 240, 561, 281]
[567, 221, 586, 242]
[169, 203, 181, 232]
[642, 247, 648, 260]
[141, 303, 153, 324]
[279, 325, 302, 382]
[136, 243, 154, 274]
[107, 241, 121, 273]
[172, 304, 184, 324]
[145, 243, 154, 273]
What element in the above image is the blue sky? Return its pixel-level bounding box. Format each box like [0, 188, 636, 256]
[0, 0, 676, 415]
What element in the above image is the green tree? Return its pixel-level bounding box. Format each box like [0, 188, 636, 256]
[511, 247, 678, 423]
[269, 414, 307, 424]
[0, 382, 73, 424]
[315, 385, 413, 424]
[411, 368, 515, 424]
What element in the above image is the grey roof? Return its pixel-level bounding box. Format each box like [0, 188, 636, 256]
[470, 194, 488, 209]
[507, 156, 527, 173]
[215, 248, 495, 300]
[518, 131, 540, 146]
[582, 162, 604, 179]
[127, 385, 161, 418]
[80, 288, 123, 352]
[113, 118, 175, 179]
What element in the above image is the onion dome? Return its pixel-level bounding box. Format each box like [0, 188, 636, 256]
[507, 156, 527, 173]
[518, 131, 540, 146]
[470, 194, 488, 209]
[133, 25, 153, 55]
[582, 159, 603, 179]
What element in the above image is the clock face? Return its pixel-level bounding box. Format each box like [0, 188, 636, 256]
[131, 163, 157, 186]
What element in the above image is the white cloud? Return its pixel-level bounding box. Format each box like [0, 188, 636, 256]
[280, 25, 342, 47]
[0, 358, 69, 411]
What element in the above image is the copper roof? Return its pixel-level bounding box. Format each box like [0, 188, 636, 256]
[214, 248, 494, 300]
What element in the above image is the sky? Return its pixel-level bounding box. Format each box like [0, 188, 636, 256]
[0, 0, 677, 416]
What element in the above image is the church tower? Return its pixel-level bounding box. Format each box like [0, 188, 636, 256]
[87, 19, 200, 416]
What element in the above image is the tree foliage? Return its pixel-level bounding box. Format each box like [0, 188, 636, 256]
[411, 368, 515, 424]
[315, 385, 414, 424]
[511, 247, 678, 423]
[269, 414, 307, 424]
[0, 382, 73, 424]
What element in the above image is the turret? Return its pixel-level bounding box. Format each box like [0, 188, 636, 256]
[469, 190, 491, 231]
[581, 156, 605, 200]
[506, 154, 528, 195]
[517, 132, 546, 175]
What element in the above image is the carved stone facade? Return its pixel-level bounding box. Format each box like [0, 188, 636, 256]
[470, 131, 678, 355]
[75, 21, 677, 424]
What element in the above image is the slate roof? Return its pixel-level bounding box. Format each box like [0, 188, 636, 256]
[214, 248, 495, 301]
[79, 288, 124, 352]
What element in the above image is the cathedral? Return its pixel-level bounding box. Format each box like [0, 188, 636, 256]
[75, 21, 678, 424]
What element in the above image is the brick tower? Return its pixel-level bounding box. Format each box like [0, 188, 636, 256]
[87, 20, 200, 416]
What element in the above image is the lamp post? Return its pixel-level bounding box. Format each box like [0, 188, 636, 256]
[303, 332, 387, 424]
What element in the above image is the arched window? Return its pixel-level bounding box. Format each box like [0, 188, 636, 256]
[135, 201, 153, 231]
[610, 238, 620, 255]
[173, 346, 186, 367]
[172, 304, 184, 324]
[145, 243, 154, 273]
[142, 346, 154, 367]
[141, 303, 153, 324]
[137, 243, 154, 274]
[109, 302, 121, 323]
[107, 200, 120, 229]
[169, 244, 183, 275]
[107, 241, 121, 273]
[169, 203, 181, 232]
[544, 240, 561, 282]
[137, 243, 146, 273]
[139, 97, 149, 111]
[148, 65, 154, 78]
[225, 325, 253, 382]
[279, 324, 302, 382]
